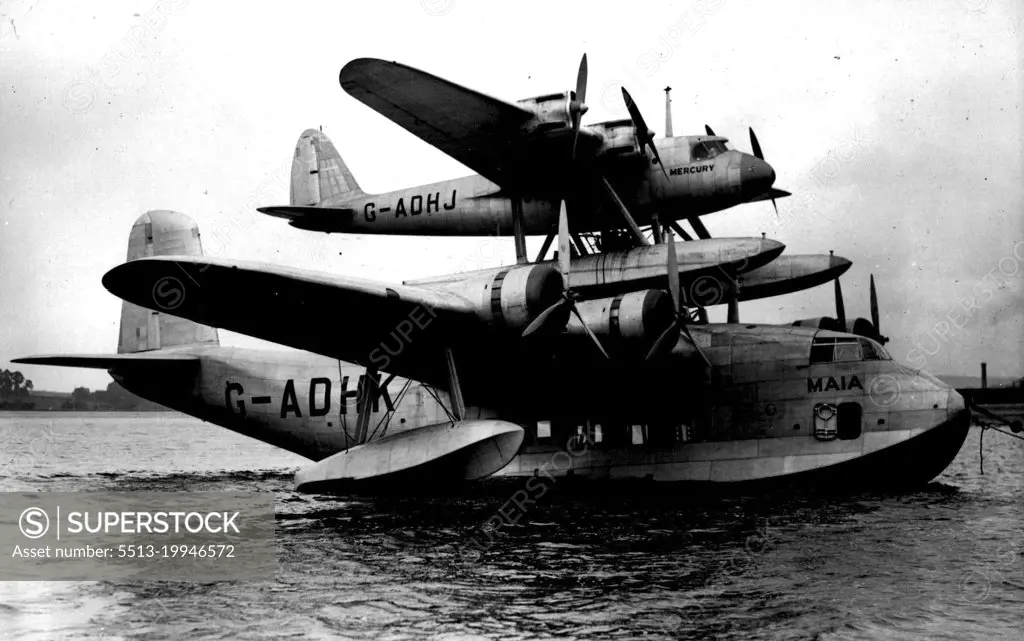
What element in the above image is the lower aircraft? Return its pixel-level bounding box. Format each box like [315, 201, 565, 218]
[16, 210, 970, 492]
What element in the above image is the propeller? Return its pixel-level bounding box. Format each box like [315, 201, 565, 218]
[748, 127, 778, 217]
[705, 124, 779, 215]
[645, 226, 712, 366]
[621, 88, 668, 180]
[870, 274, 888, 344]
[833, 273, 888, 344]
[522, 200, 608, 359]
[569, 54, 588, 160]
[834, 278, 847, 329]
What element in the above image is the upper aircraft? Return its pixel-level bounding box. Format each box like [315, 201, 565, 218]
[258, 55, 790, 261]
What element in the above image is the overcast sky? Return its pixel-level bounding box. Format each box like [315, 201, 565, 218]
[1, 0, 1021, 392]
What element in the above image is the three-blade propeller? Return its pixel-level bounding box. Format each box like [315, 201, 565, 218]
[704, 124, 778, 216]
[645, 226, 712, 366]
[522, 200, 609, 359]
[569, 54, 588, 160]
[748, 127, 778, 216]
[622, 88, 669, 180]
[833, 274, 887, 344]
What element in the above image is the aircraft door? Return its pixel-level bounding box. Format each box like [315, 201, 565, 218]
[837, 402, 862, 440]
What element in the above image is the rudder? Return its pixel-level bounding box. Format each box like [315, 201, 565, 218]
[290, 128, 364, 206]
[117, 210, 220, 353]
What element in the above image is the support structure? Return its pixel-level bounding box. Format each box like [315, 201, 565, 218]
[535, 232, 555, 263]
[727, 285, 740, 323]
[571, 233, 590, 257]
[664, 86, 673, 138]
[511, 196, 528, 263]
[669, 220, 693, 242]
[354, 368, 378, 444]
[600, 177, 648, 246]
[688, 216, 712, 240]
[444, 346, 465, 422]
[651, 213, 663, 244]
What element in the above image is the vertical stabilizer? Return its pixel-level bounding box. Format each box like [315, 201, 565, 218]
[117, 211, 219, 353]
[290, 129, 364, 207]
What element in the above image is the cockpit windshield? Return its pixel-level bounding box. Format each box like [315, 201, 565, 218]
[691, 140, 729, 161]
[859, 337, 891, 360]
[810, 335, 892, 363]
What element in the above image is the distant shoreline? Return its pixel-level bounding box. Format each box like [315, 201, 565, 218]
[0, 409, 181, 417]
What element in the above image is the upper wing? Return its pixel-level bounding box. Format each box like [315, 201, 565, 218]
[339, 58, 538, 189]
[101, 256, 482, 387]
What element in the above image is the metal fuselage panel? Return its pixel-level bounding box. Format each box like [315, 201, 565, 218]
[113, 325, 965, 485]
[318, 139, 764, 236]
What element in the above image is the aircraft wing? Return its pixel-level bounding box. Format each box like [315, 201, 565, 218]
[12, 353, 200, 370]
[340, 58, 550, 189]
[101, 256, 483, 386]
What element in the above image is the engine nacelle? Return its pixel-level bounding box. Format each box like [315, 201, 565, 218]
[791, 317, 843, 331]
[566, 290, 674, 345]
[516, 92, 573, 134]
[428, 264, 564, 332]
[846, 317, 881, 340]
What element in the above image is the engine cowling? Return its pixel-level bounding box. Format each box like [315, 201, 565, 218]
[791, 317, 843, 331]
[791, 316, 884, 342]
[516, 92, 573, 134]
[566, 290, 674, 345]
[845, 317, 883, 341]
[426, 264, 564, 332]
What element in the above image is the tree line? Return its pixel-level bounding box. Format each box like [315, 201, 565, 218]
[0, 369, 164, 411]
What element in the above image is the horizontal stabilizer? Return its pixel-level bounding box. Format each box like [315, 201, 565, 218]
[257, 206, 356, 233]
[746, 188, 791, 204]
[13, 353, 200, 370]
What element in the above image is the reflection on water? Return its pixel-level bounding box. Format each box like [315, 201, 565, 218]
[0, 413, 1020, 640]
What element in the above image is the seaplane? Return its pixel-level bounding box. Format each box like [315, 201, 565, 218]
[14, 204, 970, 493]
[257, 55, 791, 260]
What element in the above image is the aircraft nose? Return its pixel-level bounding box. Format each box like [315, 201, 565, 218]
[947, 388, 966, 416]
[742, 156, 776, 193]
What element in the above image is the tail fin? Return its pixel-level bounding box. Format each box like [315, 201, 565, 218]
[117, 211, 219, 353]
[290, 128, 364, 206]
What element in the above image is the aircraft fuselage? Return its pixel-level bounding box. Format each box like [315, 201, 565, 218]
[112, 323, 970, 490]
[318, 138, 773, 236]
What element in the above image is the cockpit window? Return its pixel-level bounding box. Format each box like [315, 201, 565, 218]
[691, 141, 728, 161]
[705, 141, 727, 156]
[860, 338, 880, 360]
[834, 343, 862, 363]
[812, 335, 891, 363]
[810, 336, 860, 363]
[859, 337, 891, 360]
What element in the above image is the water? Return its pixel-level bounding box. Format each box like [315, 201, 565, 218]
[0, 412, 1021, 640]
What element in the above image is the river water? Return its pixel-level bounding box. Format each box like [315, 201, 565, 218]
[0, 412, 1020, 640]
